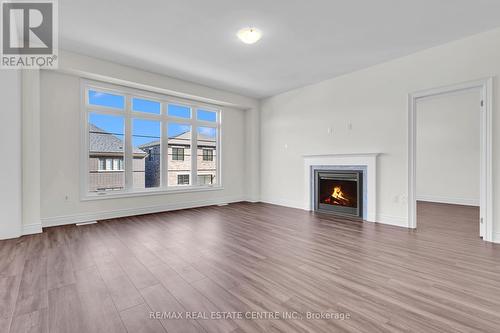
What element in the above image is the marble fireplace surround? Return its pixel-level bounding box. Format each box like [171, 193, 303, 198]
[304, 153, 378, 222]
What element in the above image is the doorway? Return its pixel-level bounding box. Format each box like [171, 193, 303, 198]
[408, 78, 493, 241]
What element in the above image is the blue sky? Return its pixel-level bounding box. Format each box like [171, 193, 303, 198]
[168, 104, 190, 118]
[89, 90, 216, 147]
[89, 90, 124, 109]
[133, 119, 160, 147]
[89, 113, 124, 137]
[133, 98, 160, 114]
[197, 109, 217, 122]
[198, 126, 216, 139]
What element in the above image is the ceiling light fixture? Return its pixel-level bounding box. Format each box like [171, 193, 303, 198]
[237, 27, 262, 44]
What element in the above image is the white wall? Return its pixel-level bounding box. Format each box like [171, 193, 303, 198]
[260, 27, 500, 240]
[0, 70, 22, 239]
[416, 90, 480, 206]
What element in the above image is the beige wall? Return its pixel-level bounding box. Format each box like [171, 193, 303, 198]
[260, 27, 500, 242]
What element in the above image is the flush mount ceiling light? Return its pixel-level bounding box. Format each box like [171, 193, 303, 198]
[237, 27, 262, 44]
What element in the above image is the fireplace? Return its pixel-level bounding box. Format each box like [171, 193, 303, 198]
[314, 170, 363, 218]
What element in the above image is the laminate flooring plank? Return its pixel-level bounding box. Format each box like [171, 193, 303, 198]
[119, 303, 166, 333]
[140, 283, 204, 333]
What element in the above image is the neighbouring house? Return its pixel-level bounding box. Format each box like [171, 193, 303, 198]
[89, 125, 216, 191]
[88, 124, 146, 191]
[139, 131, 217, 187]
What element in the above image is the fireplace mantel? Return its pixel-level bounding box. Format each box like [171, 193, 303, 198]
[303, 153, 380, 158]
[304, 153, 379, 222]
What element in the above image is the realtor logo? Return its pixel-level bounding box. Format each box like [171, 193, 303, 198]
[1, 0, 58, 68]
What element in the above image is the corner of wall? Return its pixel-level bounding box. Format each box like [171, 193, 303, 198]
[21, 69, 42, 235]
[0, 70, 22, 240]
[376, 214, 410, 228]
[22, 223, 43, 235]
[244, 104, 261, 202]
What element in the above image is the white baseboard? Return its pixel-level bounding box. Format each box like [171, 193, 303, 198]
[0, 230, 21, 240]
[22, 223, 43, 235]
[259, 197, 308, 210]
[76, 221, 98, 226]
[244, 196, 261, 203]
[260, 198, 409, 228]
[376, 214, 409, 228]
[416, 195, 479, 207]
[41, 196, 246, 228]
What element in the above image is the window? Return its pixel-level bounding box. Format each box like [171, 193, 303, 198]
[133, 119, 161, 189]
[197, 109, 217, 122]
[168, 104, 191, 119]
[83, 81, 221, 197]
[197, 127, 217, 185]
[105, 158, 113, 170]
[132, 97, 161, 115]
[168, 123, 191, 186]
[88, 90, 125, 109]
[98, 158, 123, 171]
[171, 147, 185, 161]
[198, 174, 214, 185]
[88, 113, 125, 192]
[177, 174, 190, 185]
[202, 149, 213, 161]
[98, 158, 106, 171]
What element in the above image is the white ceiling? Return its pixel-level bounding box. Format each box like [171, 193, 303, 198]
[60, 0, 500, 98]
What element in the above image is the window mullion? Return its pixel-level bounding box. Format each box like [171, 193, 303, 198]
[191, 116, 197, 186]
[161, 106, 169, 188]
[124, 95, 133, 191]
[217, 122, 221, 186]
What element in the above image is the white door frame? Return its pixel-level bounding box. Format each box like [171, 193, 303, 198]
[408, 77, 493, 242]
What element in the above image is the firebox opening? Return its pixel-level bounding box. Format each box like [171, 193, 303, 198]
[314, 170, 363, 218]
[319, 179, 358, 208]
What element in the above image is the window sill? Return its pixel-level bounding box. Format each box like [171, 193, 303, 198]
[81, 185, 224, 201]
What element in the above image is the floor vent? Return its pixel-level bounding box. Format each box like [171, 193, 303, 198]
[76, 221, 98, 226]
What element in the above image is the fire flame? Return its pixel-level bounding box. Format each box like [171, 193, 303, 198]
[332, 186, 348, 202]
[323, 186, 350, 206]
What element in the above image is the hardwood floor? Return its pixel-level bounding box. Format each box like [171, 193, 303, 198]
[1, 202, 499, 333]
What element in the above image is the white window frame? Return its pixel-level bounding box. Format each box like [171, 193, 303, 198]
[80, 79, 222, 200]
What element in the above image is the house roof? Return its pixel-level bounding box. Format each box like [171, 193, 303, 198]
[90, 125, 215, 156]
[138, 131, 216, 149]
[89, 124, 145, 155]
